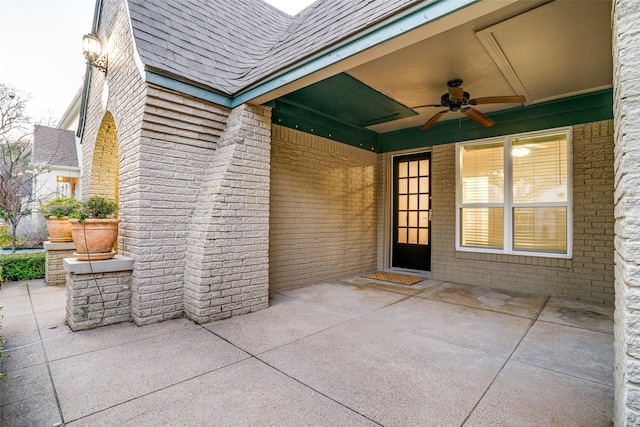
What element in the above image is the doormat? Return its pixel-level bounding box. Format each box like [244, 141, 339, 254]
[365, 271, 424, 285]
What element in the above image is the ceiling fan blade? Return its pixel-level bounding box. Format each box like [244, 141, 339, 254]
[448, 86, 464, 101]
[392, 104, 442, 113]
[421, 110, 449, 130]
[469, 95, 526, 105]
[410, 104, 445, 109]
[463, 107, 495, 128]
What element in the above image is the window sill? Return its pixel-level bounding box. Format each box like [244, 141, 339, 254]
[455, 250, 573, 268]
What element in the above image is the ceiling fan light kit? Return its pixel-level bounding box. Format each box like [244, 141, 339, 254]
[418, 79, 526, 130]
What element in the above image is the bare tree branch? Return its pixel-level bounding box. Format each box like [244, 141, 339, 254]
[0, 83, 59, 252]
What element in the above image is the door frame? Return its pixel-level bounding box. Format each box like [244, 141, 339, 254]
[386, 149, 433, 271]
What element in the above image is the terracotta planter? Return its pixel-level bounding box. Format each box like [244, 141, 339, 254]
[45, 217, 73, 242]
[69, 218, 121, 261]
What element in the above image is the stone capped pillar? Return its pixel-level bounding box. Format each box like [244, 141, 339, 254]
[44, 241, 76, 286]
[64, 256, 133, 331]
[183, 103, 271, 323]
[613, 1, 640, 425]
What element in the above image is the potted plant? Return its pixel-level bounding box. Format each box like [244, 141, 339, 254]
[69, 196, 120, 260]
[40, 196, 81, 242]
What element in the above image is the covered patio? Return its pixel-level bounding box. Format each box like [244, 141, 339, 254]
[33, 0, 639, 422]
[0, 276, 613, 425]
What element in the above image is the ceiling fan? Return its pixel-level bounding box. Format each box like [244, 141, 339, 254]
[412, 79, 526, 130]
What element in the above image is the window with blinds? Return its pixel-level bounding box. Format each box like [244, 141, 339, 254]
[456, 128, 571, 258]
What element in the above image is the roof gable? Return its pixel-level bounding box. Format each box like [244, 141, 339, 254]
[33, 125, 79, 168]
[128, 0, 423, 95]
[128, 0, 293, 94]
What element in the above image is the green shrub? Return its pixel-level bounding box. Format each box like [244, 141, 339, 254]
[39, 196, 81, 218]
[0, 226, 26, 248]
[73, 196, 118, 220]
[0, 227, 11, 248]
[0, 252, 45, 282]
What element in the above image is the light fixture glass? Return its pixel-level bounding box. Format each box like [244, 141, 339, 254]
[83, 33, 102, 60]
[82, 33, 107, 73]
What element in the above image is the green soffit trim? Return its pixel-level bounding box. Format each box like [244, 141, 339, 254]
[271, 99, 379, 152]
[281, 73, 416, 127]
[272, 89, 613, 153]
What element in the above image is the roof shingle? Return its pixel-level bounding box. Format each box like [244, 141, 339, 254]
[128, 0, 423, 95]
[32, 125, 79, 168]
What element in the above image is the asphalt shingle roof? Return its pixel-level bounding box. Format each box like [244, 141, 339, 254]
[128, 0, 423, 95]
[32, 125, 79, 168]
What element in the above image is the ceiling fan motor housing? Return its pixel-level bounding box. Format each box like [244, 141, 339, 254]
[441, 91, 471, 111]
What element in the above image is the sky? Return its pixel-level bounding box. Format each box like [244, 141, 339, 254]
[0, 0, 315, 127]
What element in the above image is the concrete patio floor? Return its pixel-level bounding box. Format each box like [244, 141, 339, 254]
[0, 276, 614, 426]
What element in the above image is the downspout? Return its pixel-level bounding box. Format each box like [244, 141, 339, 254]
[76, 0, 103, 139]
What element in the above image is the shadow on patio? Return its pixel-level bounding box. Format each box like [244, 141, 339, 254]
[0, 276, 613, 426]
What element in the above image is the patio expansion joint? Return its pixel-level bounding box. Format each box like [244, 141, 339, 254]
[40, 321, 197, 363]
[535, 318, 614, 335]
[413, 293, 543, 321]
[62, 352, 255, 425]
[28, 283, 66, 426]
[506, 358, 615, 389]
[460, 295, 551, 427]
[198, 323, 385, 426]
[2, 338, 46, 353]
[38, 319, 250, 424]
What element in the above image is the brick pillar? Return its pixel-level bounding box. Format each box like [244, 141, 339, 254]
[613, 1, 640, 425]
[44, 241, 76, 286]
[64, 256, 133, 331]
[183, 103, 271, 323]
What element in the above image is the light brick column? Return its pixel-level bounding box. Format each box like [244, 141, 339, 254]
[43, 241, 76, 286]
[64, 256, 133, 331]
[613, 1, 640, 425]
[183, 103, 271, 323]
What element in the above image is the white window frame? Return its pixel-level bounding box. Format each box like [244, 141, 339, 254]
[455, 127, 573, 259]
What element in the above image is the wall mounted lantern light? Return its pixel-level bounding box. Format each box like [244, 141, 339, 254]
[82, 32, 107, 74]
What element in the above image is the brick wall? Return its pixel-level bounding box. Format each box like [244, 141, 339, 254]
[183, 104, 271, 323]
[430, 121, 614, 305]
[90, 112, 119, 203]
[125, 86, 230, 324]
[66, 270, 132, 331]
[81, 0, 146, 202]
[613, 1, 640, 425]
[44, 242, 75, 286]
[81, 0, 232, 325]
[270, 126, 378, 293]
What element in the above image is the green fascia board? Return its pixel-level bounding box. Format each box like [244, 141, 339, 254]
[145, 71, 233, 108]
[272, 99, 379, 152]
[378, 89, 613, 152]
[281, 73, 416, 127]
[232, 0, 479, 107]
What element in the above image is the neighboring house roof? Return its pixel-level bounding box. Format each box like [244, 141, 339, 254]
[128, 0, 421, 95]
[32, 125, 79, 168]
